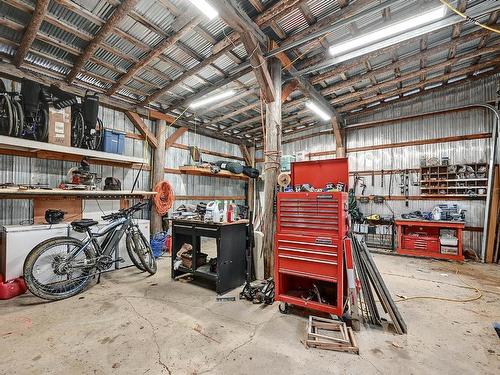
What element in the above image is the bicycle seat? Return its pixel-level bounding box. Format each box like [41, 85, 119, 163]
[71, 219, 98, 232]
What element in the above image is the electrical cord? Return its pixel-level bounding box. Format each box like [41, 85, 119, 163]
[440, 0, 500, 34]
[394, 267, 484, 303]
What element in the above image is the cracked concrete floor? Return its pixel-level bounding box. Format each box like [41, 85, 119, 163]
[1, 253, 499, 375]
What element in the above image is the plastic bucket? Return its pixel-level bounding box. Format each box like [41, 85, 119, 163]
[151, 232, 168, 258]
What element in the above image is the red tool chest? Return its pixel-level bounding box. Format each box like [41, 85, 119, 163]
[274, 158, 349, 316]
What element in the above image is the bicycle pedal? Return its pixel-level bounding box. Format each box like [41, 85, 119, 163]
[116, 257, 125, 263]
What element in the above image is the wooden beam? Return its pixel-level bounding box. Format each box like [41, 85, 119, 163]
[339, 60, 499, 113]
[13, 0, 49, 67]
[151, 119, 167, 233]
[125, 111, 159, 149]
[262, 58, 282, 278]
[66, 0, 139, 84]
[239, 32, 276, 103]
[106, 16, 201, 96]
[165, 127, 188, 150]
[141, 44, 234, 105]
[148, 110, 176, 124]
[281, 80, 298, 103]
[239, 144, 252, 166]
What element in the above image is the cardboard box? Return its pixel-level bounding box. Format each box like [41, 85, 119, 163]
[48, 107, 71, 146]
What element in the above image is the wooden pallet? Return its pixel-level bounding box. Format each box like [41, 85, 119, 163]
[305, 316, 359, 354]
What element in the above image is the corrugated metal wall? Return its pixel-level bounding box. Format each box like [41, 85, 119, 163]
[282, 74, 500, 254]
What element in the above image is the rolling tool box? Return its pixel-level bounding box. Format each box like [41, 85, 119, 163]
[274, 158, 349, 316]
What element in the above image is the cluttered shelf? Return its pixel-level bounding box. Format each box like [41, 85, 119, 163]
[0, 135, 148, 167]
[0, 187, 156, 199]
[178, 166, 249, 181]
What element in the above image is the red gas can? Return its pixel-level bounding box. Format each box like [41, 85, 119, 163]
[0, 276, 27, 300]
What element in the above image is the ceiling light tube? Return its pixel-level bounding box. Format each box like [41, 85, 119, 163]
[329, 6, 446, 57]
[306, 101, 331, 121]
[187, 0, 218, 20]
[189, 90, 235, 109]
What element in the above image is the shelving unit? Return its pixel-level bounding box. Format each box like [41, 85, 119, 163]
[420, 163, 488, 197]
[0, 135, 148, 167]
[178, 166, 249, 181]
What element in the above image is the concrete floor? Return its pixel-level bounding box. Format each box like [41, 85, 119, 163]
[1, 253, 499, 375]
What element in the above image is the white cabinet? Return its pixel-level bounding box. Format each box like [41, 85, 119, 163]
[0, 224, 69, 281]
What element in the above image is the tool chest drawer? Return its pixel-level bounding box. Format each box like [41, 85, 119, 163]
[402, 235, 440, 253]
[276, 233, 339, 254]
[277, 192, 347, 235]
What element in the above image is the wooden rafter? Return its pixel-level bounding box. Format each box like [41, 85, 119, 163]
[13, 0, 49, 67]
[125, 111, 159, 149]
[66, 0, 139, 84]
[106, 16, 202, 96]
[165, 127, 188, 150]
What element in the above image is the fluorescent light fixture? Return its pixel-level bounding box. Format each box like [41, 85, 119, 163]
[187, 0, 218, 20]
[329, 6, 446, 57]
[306, 101, 331, 121]
[189, 90, 235, 109]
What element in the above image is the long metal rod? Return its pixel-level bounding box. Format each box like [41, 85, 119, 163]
[264, 0, 401, 58]
[480, 103, 500, 263]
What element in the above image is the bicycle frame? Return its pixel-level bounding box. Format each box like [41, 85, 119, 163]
[67, 217, 134, 267]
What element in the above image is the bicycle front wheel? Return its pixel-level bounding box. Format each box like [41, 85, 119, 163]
[130, 230, 157, 275]
[23, 237, 96, 301]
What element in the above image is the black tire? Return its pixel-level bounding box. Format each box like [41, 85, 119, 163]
[12, 99, 23, 137]
[0, 94, 13, 136]
[125, 234, 146, 272]
[278, 302, 289, 314]
[93, 118, 103, 150]
[131, 229, 157, 275]
[34, 106, 48, 142]
[23, 237, 96, 301]
[71, 111, 84, 148]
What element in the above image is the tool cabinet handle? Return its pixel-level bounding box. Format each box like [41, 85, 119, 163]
[194, 226, 218, 231]
[279, 254, 338, 265]
[174, 224, 192, 229]
[278, 247, 337, 257]
[278, 239, 336, 248]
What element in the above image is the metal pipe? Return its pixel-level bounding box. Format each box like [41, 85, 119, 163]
[479, 103, 499, 263]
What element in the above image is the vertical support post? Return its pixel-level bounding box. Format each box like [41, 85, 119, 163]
[247, 146, 256, 214]
[333, 117, 345, 158]
[151, 120, 166, 234]
[262, 58, 282, 278]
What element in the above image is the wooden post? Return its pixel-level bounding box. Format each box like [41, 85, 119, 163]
[151, 120, 166, 234]
[262, 58, 282, 278]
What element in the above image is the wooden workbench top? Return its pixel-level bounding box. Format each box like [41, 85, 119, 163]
[395, 218, 465, 226]
[0, 188, 156, 198]
[172, 219, 249, 226]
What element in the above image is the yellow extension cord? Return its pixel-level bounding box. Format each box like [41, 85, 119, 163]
[440, 0, 500, 34]
[394, 267, 486, 304]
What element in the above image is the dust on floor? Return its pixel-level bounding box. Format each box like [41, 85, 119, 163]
[1, 253, 499, 375]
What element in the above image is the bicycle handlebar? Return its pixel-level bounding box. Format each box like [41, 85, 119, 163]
[101, 201, 149, 221]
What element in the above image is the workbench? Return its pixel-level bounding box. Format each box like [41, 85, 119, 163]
[171, 219, 248, 294]
[395, 219, 465, 262]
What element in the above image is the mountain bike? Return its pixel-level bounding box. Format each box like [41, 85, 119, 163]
[23, 202, 157, 301]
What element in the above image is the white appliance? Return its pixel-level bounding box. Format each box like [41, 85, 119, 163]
[0, 224, 69, 281]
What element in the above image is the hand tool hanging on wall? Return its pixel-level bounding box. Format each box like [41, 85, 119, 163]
[388, 171, 393, 198]
[353, 173, 366, 196]
[381, 169, 384, 188]
[371, 171, 375, 187]
[405, 170, 410, 207]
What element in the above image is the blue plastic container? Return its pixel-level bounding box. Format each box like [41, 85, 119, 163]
[150, 232, 168, 258]
[102, 129, 125, 154]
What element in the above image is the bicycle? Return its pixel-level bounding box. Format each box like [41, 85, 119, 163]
[23, 202, 157, 301]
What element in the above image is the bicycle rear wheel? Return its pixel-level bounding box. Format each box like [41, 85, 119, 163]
[130, 229, 157, 275]
[0, 94, 13, 136]
[71, 111, 85, 148]
[12, 99, 24, 137]
[34, 105, 48, 142]
[23, 237, 96, 301]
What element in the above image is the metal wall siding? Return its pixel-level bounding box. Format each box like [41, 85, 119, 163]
[282, 74, 499, 254]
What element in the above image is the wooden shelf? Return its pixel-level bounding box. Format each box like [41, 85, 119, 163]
[0, 135, 148, 166]
[0, 188, 156, 199]
[178, 166, 249, 181]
